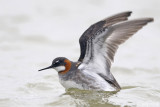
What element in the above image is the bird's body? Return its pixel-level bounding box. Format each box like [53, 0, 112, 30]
[58, 61, 118, 91]
[39, 11, 153, 91]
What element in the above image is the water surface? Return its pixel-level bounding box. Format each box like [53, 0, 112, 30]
[0, 0, 160, 107]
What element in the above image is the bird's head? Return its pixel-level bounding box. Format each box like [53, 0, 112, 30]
[39, 57, 71, 74]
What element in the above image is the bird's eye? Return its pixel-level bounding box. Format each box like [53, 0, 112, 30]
[54, 60, 60, 65]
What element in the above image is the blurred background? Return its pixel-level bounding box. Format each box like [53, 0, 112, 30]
[0, 0, 160, 107]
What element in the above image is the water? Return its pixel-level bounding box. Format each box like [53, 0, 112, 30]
[0, 0, 160, 107]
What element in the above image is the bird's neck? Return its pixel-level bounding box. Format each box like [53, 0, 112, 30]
[59, 59, 72, 74]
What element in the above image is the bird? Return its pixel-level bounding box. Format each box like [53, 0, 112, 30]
[39, 11, 153, 91]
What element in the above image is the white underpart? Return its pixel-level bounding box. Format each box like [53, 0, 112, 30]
[54, 66, 65, 72]
[59, 79, 83, 90]
[59, 70, 116, 91]
[83, 70, 116, 91]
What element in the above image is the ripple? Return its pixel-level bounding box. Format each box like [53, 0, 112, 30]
[25, 82, 54, 91]
[61, 89, 120, 107]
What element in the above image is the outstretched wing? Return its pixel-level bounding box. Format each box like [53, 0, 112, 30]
[105, 18, 153, 66]
[78, 13, 153, 80]
[78, 11, 132, 62]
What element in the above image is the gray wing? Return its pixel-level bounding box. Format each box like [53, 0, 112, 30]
[78, 12, 153, 90]
[105, 18, 153, 65]
[78, 11, 132, 62]
[78, 18, 153, 75]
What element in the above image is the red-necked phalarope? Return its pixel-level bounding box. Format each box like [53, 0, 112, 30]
[39, 11, 153, 91]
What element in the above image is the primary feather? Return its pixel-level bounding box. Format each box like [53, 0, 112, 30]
[78, 11, 153, 90]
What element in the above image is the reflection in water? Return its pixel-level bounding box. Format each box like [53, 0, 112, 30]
[45, 89, 120, 107]
[62, 89, 119, 107]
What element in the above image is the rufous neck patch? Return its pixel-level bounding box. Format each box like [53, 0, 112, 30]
[59, 59, 71, 74]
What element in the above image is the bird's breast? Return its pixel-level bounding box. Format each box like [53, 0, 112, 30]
[59, 79, 83, 90]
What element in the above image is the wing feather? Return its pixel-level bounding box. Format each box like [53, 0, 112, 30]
[78, 12, 153, 90]
[78, 11, 132, 62]
[78, 17, 153, 74]
[105, 18, 154, 63]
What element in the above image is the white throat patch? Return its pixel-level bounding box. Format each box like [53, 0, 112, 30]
[54, 66, 65, 72]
